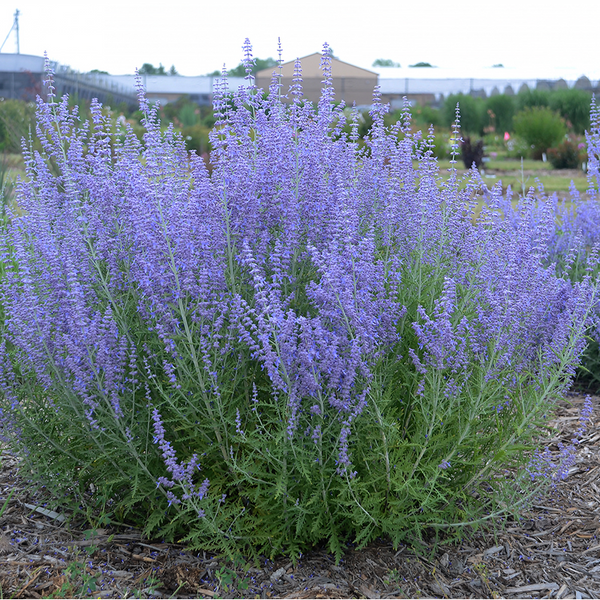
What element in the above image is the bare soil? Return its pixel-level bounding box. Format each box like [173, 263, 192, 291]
[1, 392, 599, 599]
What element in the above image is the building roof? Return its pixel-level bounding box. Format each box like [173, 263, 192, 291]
[256, 53, 378, 79]
[0, 53, 45, 73]
[105, 74, 251, 95]
[108, 74, 211, 94]
[371, 65, 600, 83]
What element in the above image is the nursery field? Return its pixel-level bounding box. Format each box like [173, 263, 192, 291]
[433, 158, 589, 198]
[1, 46, 600, 599]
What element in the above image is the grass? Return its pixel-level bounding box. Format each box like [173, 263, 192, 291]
[482, 172, 587, 194]
[433, 158, 555, 172]
[485, 158, 554, 171]
[0, 153, 24, 177]
[426, 157, 588, 196]
[484, 156, 588, 195]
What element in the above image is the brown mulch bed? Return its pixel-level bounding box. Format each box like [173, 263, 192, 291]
[1, 392, 599, 599]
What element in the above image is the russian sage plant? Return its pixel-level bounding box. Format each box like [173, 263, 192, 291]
[0, 43, 598, 560]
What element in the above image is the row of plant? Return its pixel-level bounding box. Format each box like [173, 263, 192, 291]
[401, 88, 592, 168]
[0, 43, 598, 562]
[432, 88, 593, 136]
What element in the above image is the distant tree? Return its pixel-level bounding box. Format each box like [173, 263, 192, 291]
[410, 62, 434, 68]
[169, 65, 178, 76]
[492, 64, 504, 68]
[89, 68, 109, 75]
[517, 88, 550, 111]
[549, 88, 592, 134]
[138, 63, 171, 76]
[228, 64, 247, 77]
[513, 106, 566, 160]
[372, 58, 401, 68]
[139, 63, 157, 75]
[226, 57, 279, 77]
[442, 93, 485, 135]
[485, 94, 515, 133]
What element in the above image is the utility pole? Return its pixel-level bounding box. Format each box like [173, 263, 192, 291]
[0, 8, 20, 53]
[15, 9, 19, 54]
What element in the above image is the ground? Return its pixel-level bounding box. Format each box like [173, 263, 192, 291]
[0, 392, 599, 599]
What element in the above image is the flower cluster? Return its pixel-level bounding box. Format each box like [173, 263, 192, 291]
[152, 407, 209, 510]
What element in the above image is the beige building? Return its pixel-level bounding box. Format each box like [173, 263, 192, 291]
[255, 53, 378, 107]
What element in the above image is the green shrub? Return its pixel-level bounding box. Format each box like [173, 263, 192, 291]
[179, 103, 200, 128]
[182, 123, 211, 154]
[547, 135, 586, 169]
[549, 89, 592, 135]
[442, 94, 485, 135]
[505, 135, 532, 159]
[430, 133, 448, 159]
[412, 104, 442, 129]
[485, 94, 515, 133]
[0, 99, 36, 153]
[513, 107, 567, 160]
[0, 153, 15, 226]
[517, 89, 550, 111]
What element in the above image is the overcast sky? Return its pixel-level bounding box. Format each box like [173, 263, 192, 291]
[1, 0, 598, 78]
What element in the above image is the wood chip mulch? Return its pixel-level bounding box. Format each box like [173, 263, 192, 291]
[1, 392, 599, 599]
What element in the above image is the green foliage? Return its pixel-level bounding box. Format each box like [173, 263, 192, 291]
[401, 107, 448, 157]
[411, 104, 442, 129]
[178, 102, 200, 128]
[0, 153, 16, 222]
[517, 88, 550, 111]
[513, 107, 567, 160]
[505, 136, 533, 160]
[429, 134, 448, 159]
[575, 336, 600, 392]
[549, 89, 592, 134]
[547, 135, 586, 169]
[410, 62, 434, 67]
[2, 218, 582, 562]
[157, 97, 214, 154]
[485, 94, 515, 133]
[215, 565, 250, 594]
[229, 57, 278, 77]
[442, 94, 485, 135]
[0, 99, 36, 153]
[182, 123, 211, 154]
[372, 59, 401, 68]
[341, 108, 373, 143]
[138, 63, 178, 76]
[0, 489, 14, 519]
[46, 551, 100, 598]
